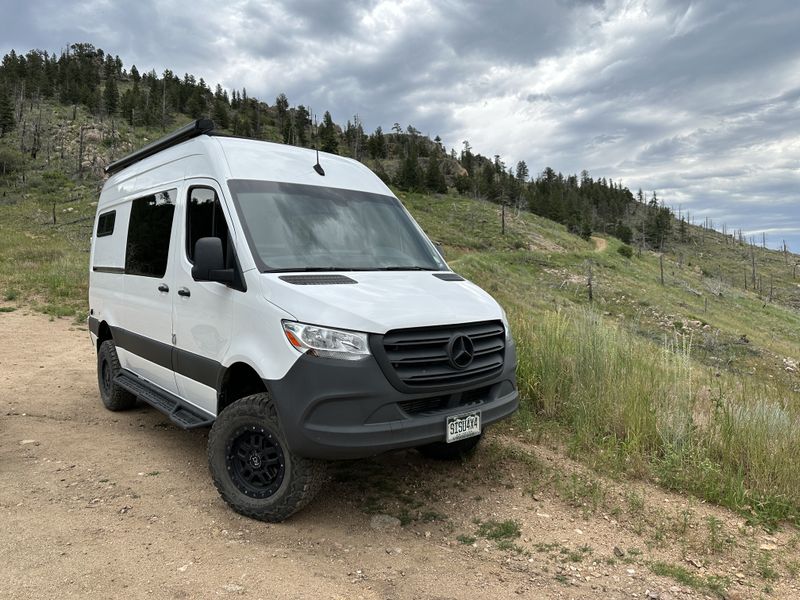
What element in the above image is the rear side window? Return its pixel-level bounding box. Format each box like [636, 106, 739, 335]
[125, 189, 176, 278]
[186, 187, 230, 264]
[96, 210, 116, 237]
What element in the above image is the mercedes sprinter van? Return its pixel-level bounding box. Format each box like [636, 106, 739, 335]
[88, 119, 518, 521]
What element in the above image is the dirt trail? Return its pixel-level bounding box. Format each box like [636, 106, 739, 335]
[591, 237, 608, 252]
[1, 308, 798, 599]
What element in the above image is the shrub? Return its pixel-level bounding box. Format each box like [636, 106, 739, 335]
[617, 244, 634, 258]
[614, 223, 634, 245]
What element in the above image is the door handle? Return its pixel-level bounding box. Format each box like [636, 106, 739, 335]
[157, 284, 169, 293]
[177, 287, 191, 298]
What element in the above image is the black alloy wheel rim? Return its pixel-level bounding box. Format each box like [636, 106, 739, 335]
[225, 425, 286, 499]
[101, 356, 112, 395]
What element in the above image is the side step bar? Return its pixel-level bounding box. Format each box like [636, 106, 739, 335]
[115, 370, 215, 429]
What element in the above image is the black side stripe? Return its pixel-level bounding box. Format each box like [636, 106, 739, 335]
[88, 316, 100, 336]
[112, 327, 173, 372]
[93, 266, 126, 274]
[172, 348, 221, 389]
[109, 326, 222, 389]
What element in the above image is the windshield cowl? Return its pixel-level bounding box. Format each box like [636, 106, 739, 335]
[265, 266, 441, 273]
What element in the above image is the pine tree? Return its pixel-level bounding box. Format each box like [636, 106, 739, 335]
[0, 89, 14, 136]
[460, 140, 474, 175]
[295, 105, 310, 146]
[367, 126, 387, 159]
[275, 93, 289, 132]
[479, 162, 497, 200]
[103, 77, 119, 115]
[515, 160, 529, 182]
[213, 97, 229, 129]
[425, 151, 447, 193]
[319, 111, 338, 154]
[397, 146, 423, 191]
[186, 88, 205, 119]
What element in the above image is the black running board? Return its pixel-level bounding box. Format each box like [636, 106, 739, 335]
[115, 370, 215, 429]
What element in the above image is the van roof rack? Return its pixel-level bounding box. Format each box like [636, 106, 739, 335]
[105, 118, 215, 175]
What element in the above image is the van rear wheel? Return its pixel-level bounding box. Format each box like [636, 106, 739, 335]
[97, 340, 137, 411]
[208, 393, 326, 522]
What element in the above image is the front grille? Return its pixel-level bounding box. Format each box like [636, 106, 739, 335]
[398, 396, 447, 415]
[397, 385, 493, 415]
[378, 320, 505, 390]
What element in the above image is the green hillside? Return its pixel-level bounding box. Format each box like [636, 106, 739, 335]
[403, 191, 800, 525]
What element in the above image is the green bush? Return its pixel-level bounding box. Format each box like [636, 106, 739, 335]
[614, 223, 633, 244]
[617, 244, 634, 258]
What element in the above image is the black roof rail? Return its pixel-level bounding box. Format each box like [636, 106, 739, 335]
[105, 118, 215, 175]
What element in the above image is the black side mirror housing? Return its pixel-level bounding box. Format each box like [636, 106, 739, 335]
[434, 241, 445, 260]
[192, 237, 234, 283]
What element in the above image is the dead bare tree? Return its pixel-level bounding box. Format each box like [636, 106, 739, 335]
[77, 125, 86, 176]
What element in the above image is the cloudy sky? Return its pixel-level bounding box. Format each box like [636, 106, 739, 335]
[3, 0, 799, 249]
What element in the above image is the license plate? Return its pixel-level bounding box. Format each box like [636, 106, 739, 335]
[446, 411, 481, 443]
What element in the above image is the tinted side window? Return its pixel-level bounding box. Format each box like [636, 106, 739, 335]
[186, 187, 230, 264]
[125, 190, 176, 278]
[96, 210, 116, 237]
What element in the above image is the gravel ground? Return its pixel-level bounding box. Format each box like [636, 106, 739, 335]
[1, 307, 797, 599]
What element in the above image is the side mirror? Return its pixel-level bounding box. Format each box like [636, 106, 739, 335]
[434, 241, 445, 260]
[192, 237, 234, 283]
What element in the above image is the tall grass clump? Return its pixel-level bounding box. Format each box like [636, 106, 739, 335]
[513, 310, 692, 459]
[511, 308, 800, 526]
[659, 383, 800, 527]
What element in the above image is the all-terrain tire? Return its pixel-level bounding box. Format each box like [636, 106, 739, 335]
[417, 433, 483, 461]
[97, 340, 137, 411]
[208, 393, 327, 522]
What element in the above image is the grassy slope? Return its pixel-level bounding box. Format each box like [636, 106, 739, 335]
[2, 105, 800, 528]
[403, 191, 800, 388]
[402, 191, 800, 527]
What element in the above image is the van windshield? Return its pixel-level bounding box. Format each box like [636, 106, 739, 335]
[228, 180, 447, 272]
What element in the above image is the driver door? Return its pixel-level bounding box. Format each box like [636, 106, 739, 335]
[172, 179, 238, 415]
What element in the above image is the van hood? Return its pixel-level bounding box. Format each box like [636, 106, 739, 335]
[259, 271, 504, 334]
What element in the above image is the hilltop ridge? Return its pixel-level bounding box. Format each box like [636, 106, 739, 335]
[2, 43, 668, 244]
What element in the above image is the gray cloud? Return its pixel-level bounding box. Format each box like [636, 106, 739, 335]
[2, 0, 799, 249]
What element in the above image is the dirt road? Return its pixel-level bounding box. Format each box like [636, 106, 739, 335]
[1, 308, 797, 599]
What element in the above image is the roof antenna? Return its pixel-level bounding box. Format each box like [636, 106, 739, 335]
[311, 115, 325, 177]
[313, 148, 325, 176]
[311, 111, 325, 176]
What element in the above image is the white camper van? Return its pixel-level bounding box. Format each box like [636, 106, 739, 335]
[88, 119, 518, 521]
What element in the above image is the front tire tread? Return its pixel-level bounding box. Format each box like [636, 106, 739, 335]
[208, 393, 326, 522]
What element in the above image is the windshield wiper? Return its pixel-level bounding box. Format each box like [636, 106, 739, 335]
[267, 266, 439, 273]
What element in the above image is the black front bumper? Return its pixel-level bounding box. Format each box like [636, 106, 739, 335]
[265, 342, 519, 460]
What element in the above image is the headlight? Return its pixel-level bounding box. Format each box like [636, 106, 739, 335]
[282, 321, 371, 361]
[499, 308, 512, 342]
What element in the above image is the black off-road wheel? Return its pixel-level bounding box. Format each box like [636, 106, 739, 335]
[208, 393, 326, 522]
[97, 340, 137, 411]
[417, 433, 483, 461]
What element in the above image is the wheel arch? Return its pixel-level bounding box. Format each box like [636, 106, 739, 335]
[96, 320, 113, 351]
[216, 361, 268, 415]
